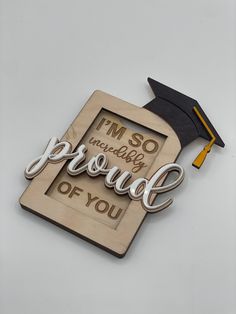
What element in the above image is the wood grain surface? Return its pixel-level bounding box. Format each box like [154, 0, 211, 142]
[20, 90, 181, 257]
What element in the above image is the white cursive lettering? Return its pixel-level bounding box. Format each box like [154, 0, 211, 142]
[24, 137, 184, 212]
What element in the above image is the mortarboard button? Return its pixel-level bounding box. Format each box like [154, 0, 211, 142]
[144, 77, 225, 169]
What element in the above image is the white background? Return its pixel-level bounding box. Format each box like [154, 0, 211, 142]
[0, 1, 236, 313]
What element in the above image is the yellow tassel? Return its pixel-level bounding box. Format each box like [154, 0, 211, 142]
[192, 106, 216, 169]
[192, 146, 211, 169]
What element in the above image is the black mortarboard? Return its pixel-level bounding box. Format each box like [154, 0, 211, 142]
[144, 77, 225, 168]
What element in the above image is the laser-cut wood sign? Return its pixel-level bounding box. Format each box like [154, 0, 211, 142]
[19, 78, 225, 257]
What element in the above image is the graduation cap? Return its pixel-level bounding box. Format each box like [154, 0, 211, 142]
[144, 78, 225, 169]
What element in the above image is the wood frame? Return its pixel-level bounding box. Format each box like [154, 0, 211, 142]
[19, 90, 181, 257]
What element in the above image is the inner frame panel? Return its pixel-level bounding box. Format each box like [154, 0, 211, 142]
[47, 109, 167, 229]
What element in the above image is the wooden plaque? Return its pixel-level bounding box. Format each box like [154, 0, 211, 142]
[20, 90, 181, 257]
